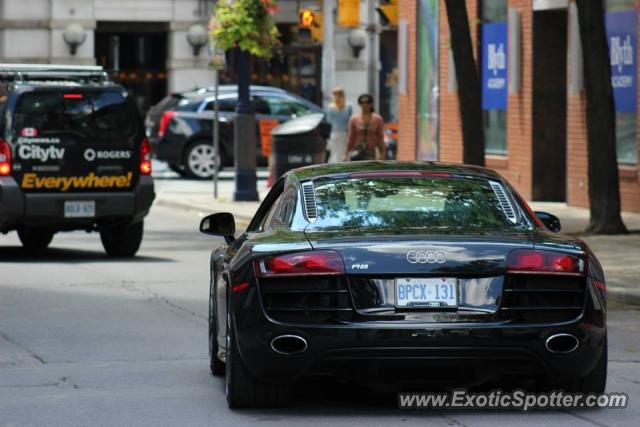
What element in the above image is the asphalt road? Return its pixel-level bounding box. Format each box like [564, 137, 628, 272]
[1, 202, 640, 426]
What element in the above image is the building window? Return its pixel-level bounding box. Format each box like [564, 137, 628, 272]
[616, 113, 638, 165]
[481, 0, 508, 156]
[605, 0, 638, 165]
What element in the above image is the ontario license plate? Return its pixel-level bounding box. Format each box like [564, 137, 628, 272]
[64, 201, 95, 218]
[395, 278, 458, 308]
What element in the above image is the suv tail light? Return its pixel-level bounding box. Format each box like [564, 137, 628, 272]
[507, 249, 586, 275]
[0, 139, 11, 176]
[158, 111, 176, 137]
[140, 138, 152, 175]
[255, 251, 345, 277]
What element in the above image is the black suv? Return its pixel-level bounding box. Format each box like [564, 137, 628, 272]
[147, 86, 323, 178]
[0, 64, 155, 256]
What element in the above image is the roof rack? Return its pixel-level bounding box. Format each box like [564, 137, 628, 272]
[0, 63, 110, 83]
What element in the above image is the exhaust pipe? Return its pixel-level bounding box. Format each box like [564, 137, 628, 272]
[270, 335, 308, 355]
[545, 333, 579, 354]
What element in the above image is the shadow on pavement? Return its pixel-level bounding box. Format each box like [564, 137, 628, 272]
[0, 246, 174, 263]
[220, 378, 598, 416]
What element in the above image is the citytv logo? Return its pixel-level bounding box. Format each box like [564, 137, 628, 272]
[487, 43, 506, 76]
[610, 35, 634, 72]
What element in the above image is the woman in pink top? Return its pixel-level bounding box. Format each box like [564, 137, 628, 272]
[343, 94, 386, 161]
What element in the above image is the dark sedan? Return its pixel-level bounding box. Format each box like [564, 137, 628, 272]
[148, 86, 323, 178]
[199, 161, 607, 408]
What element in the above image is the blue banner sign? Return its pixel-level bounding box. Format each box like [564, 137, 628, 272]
[482, 22, 508, 111]
[605, 11, 637, 113]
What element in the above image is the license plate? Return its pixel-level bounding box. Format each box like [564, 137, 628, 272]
[395, 278, 458, 308]
[64, 201, 95, 218]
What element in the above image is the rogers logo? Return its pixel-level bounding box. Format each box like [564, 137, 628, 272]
[84, 149, 132, 162]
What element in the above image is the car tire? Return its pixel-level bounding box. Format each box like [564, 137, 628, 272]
[226, 314, 289, 408]
[18, 228, 54, 251]
[571, 337, 609, 394]
[183, 141, 219, 179]
[209, 275, 225, 376]
[562, 336, 607, 394]
[100, 221, 144, 257]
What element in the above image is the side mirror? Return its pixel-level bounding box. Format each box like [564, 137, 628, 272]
[534, 211, 561, 233]
[200, 213, 235, 239]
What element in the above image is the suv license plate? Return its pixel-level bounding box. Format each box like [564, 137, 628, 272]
[395, 278, 458, 308]
[64, 201, 95, 218]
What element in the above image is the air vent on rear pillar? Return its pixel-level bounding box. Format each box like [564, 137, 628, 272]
[489, 181, 517, 223]
[301, 182, 317, 222]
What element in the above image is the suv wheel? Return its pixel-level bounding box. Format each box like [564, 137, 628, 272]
[100, 221, 144, 257]
[184, 141, 218, 179]
[18, 228, 54, 251]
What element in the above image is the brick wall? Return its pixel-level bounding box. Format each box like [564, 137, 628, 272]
[400, 0, 639, 212]
[397, 0, 417, 161]
[438, 0, 477, 163]
[566, 0, 640, 213]
[438, 0, 533, 199]
[501, 0, 533, 200]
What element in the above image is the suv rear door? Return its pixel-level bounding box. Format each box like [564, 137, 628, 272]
[11, 87, 143, 193]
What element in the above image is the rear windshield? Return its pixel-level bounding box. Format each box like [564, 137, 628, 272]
[308, 176, 526, 231]
[12, 90, 137, 142]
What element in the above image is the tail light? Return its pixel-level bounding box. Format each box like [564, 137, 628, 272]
[158, 111, 176, 137]
[0, 139, 11, 176]
[594, 279, 606, 298]
[507, 249, 586, 275]
[255, 251, 345, 277]
[140, 138, 152, 175]
[232, 282, 250, 293]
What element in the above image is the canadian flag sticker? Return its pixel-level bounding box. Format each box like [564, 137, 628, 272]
[21, 128, 38, 137]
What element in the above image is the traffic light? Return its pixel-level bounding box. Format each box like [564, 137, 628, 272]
[376, 0, 399, 27]
[298, 9, 323, 42]
[338, 0, 360, 28]
[300, 9, 315, 28]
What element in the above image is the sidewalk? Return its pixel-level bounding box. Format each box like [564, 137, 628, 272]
[153, 173, 264, 227]
[154, 172, 640, 306]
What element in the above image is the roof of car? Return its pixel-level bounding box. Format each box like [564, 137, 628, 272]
[177, 85, 287, 98]
[288, 161, 503, 181]
[13, 81, 123, 89]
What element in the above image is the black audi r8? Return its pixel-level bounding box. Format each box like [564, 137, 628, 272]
[200, 161, 607, 408]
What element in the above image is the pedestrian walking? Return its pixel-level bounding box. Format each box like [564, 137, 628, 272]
[343, 94, 386, 161]
[325, 87, 352, 163]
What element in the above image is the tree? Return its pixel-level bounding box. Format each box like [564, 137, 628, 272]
[210, 0, 281, 201]
[575, 0, 627, 234]
[445, 0, 485, 166]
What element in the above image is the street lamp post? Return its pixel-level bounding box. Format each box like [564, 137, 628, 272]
[233, 49, 259, 201]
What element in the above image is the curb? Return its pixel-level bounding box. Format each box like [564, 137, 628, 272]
[155, 198, 254, 225]
[607, 286, 640, 307]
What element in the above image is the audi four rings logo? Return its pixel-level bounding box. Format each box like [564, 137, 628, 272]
[406, 250, 447, 264]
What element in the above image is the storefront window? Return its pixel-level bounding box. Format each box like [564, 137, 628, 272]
[605, 0, 638, 165]
[481, 0, 508, 156]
